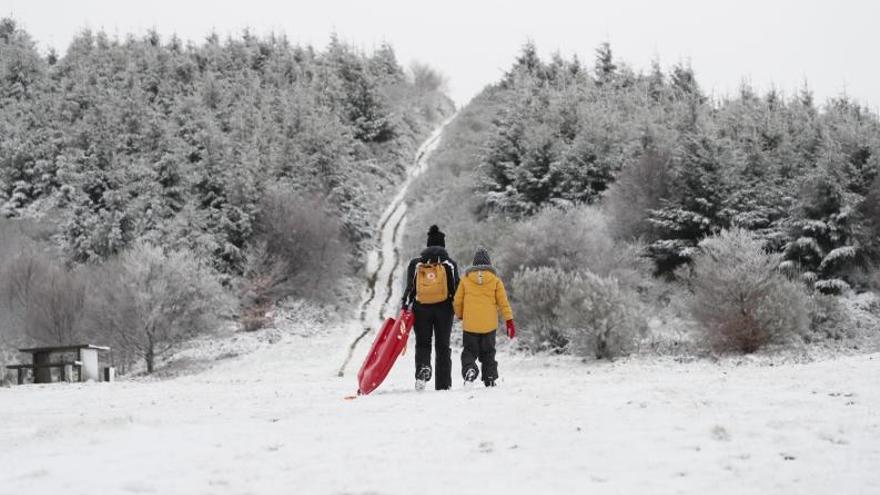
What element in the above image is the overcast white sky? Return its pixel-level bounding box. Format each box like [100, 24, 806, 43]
[3, 0, 878, 109]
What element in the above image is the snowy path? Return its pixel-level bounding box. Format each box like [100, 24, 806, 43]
[337, 116, 455, 378]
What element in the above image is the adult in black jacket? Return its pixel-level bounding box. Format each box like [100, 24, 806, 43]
[401, 225, 460, 390]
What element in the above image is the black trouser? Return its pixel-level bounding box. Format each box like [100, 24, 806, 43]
[413, 301, 453, 390]
[461, 330, 497, 384]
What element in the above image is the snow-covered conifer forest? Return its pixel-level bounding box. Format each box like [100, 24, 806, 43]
[1, 12, 879, 495]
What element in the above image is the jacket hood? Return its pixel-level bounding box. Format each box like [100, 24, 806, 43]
[464, 266, 499, 286]
[420, 245, 450, 262]
[465, 264, 497, 276]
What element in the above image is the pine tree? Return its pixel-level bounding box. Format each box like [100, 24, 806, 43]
[594, 42, 617, 86]
[503, 41, 546, 86]
[647, 131, 726, 273]
[647, 58, 666, 101]
[326, 36, 395, 143]
[670, 62, 700, 99]
[782, 153, 861, 293]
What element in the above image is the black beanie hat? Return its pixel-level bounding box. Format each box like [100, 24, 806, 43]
[426, 225, 445, 247]
[473, 247, 491, 267]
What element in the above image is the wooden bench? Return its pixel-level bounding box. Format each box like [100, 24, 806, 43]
[6, 361, 83, 385]
[6, 345, 109, 384]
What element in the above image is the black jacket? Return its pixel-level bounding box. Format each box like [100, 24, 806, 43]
[401, 246, 460, 309]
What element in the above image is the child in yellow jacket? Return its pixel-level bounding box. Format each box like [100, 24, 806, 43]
[453, 247, 515, 387]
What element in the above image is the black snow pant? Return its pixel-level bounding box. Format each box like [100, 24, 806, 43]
[413, 301, 453, 390]
[461, 330, 498, 384]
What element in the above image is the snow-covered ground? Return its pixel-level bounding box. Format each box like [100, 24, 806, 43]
[1, 326, 878, 494]
[2, 120, 878, 495]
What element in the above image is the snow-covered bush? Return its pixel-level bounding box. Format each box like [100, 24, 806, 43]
[498, 205, 650, 291]
[808, 295, 853, 341]
[512, 267, 645, 358]
[86, 243, 231, 373]
[510, 267, 572, 351]
[558, 271, 645, 359]
[690, 229, 810, 353]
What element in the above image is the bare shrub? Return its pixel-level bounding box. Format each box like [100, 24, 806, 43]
[0, 219, 53, 381]
[22, 265, 86, 345]
[239, 242, 286, 332]
[241, 188, 351, 330]
[498, 205, 650, 291]
[251, 188, 350, 299]
[512, 267, 645, 358]
[0, 219, 42, 326]
[86, 243, 230, 373]
[690, 229, 810, 353]
[1, 246, 86, 346]
[604, 150, 673, 241]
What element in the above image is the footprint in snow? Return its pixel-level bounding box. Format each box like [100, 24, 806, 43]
[819, 431, 849, 445]
[15, 469, 49, 480]
[710, 425, 731, 441]
[122, 481, 157, 493]
[478, 441, 494, 453]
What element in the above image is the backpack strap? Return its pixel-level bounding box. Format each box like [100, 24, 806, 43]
[441, 259, 457, 299]
[412, 261, 421, 288]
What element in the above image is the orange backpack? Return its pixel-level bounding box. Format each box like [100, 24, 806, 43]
[415, 262, 448, 304]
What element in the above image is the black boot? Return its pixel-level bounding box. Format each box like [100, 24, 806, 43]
[463, 367, 478, 387]
[415, 365, 432, 391]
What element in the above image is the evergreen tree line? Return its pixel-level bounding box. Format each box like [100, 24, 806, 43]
[404, 42, 879, 357]
[478, 42, 879, 292]
[0, 18, 453, 275]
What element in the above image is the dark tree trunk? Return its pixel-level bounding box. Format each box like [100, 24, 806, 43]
[145, 334, 155, 374]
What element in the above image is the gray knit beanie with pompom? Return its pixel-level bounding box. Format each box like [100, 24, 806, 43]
[472, 247, 491, 267]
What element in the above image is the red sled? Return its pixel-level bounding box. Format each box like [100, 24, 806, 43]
[357, 309, 415, 395]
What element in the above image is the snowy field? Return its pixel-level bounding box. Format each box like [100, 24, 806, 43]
[1, 324, 878, 495]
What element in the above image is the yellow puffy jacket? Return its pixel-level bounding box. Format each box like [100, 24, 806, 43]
[453, 267, 514, 334]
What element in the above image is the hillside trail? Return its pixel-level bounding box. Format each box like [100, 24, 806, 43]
[336, 114, 456, 378]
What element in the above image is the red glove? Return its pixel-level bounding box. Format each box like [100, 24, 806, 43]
[506, 320, 516, 339]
